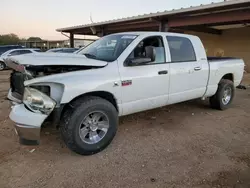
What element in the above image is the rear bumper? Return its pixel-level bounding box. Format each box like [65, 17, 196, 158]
[8, 89, 48, 145]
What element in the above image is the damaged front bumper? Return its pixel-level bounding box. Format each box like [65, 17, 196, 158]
[8, 90, 49, 145]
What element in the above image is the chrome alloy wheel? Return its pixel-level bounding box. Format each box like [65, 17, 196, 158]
[79, 111, 109, 144]
[222, 86, 232, 105]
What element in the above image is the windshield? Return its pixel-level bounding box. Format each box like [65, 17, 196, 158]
[77, 34, 138, 62]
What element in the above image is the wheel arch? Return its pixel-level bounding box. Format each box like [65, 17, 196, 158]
[221, 73, 234, 82]
[0, 61, 6, 69]
[60, 91, 119, 123]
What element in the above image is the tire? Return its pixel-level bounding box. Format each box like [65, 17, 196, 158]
[0, 62, 5, 71]
[209, 79, 235, 110]
[60, 96, 118, 155]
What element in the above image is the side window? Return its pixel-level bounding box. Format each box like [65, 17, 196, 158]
[9, 50, 31, 56]
[19, 50, 32, 55]
[9, 50, 20, 56]
[126, 36, 166, 66]
[167, 36, 196, 62]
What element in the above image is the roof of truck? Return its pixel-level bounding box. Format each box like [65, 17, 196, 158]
[109, 31, 196, 38]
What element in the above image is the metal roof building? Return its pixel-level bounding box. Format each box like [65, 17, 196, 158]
[57, 0, 250, 38]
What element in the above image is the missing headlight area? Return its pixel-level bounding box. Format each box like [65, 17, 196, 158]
[10, 71, 51, 100]
[10, 71, 25, 96]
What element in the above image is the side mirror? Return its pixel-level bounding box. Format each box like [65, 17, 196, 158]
[126, 46, 156, 66]
[145, 46, 156, 62]
[126, 57, 152, 66]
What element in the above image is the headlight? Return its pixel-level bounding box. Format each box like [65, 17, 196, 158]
[23, 87, 56, 115]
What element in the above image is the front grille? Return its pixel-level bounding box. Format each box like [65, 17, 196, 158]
[10, 71, 25, 97]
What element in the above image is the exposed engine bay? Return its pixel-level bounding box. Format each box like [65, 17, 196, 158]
[5, 57, 105, 79]
[7, 57, 105, 103]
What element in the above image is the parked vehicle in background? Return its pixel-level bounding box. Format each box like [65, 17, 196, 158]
[46, 48, 79, 53]
[6, 32, 244, 155]
[73, 46, 86, 54]
[0, 48, 41, 70]
[0, 45, 24, 55]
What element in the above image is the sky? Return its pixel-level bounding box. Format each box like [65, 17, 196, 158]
[1, 0, 222, 40]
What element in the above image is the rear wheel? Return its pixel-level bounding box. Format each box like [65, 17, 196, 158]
[60, 96, 118, 155]
[0, 62, 5, 71]
[210, 79, 234, 110]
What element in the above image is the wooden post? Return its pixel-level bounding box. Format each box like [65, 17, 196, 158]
[159, 21, 169, 32]
[70, 33, 74, 48]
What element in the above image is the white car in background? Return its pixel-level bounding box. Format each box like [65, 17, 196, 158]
[0, 48, 41, 70]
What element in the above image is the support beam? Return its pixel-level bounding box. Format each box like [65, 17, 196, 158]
[180, 26, 222, 35]
[107, 22, 158, 31]
[90, 26, 97, 35]
[159, 21, 169, 32]
[97, 27, 105, 37]
[69, 33, 74, 48]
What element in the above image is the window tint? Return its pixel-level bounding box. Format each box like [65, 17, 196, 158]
[127, 36, 166, 65]
[9, 50, 31, 56]
[167, 36, 196, 62]
[19, 50, 32, 55]
[9, 50, 21, 56]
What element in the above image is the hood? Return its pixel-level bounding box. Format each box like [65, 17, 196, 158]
[6, 52, 108, 67]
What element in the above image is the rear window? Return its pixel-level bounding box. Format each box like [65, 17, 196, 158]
[166, 36, 196, 62]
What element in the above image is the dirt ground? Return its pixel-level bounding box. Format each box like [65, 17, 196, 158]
[0, 70, 250, 188]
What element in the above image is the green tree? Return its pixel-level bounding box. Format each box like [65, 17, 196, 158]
[0, 33, 20, 45]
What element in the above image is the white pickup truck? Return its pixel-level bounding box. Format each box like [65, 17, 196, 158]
[6, 32, 244, 155]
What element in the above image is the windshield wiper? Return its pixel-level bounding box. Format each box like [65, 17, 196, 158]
[83, 53, 97, 59]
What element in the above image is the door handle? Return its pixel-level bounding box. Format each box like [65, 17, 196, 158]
[194, 67, 201, 71]
[158, 70, 168, 75]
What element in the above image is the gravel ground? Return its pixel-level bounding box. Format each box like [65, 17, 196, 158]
[0, 70, 250, 188]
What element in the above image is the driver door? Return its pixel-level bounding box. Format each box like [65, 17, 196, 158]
[118, 35, 170, 116]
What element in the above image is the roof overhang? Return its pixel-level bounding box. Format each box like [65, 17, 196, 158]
[56, 0, 250, 35]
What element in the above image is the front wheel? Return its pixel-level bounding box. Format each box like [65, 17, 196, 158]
[0, 62, 6, 71]
[60, 96, 118, 155]
[209, 79, 235, 110]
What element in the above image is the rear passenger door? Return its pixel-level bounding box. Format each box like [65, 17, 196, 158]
[166, 35, 208, 104]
